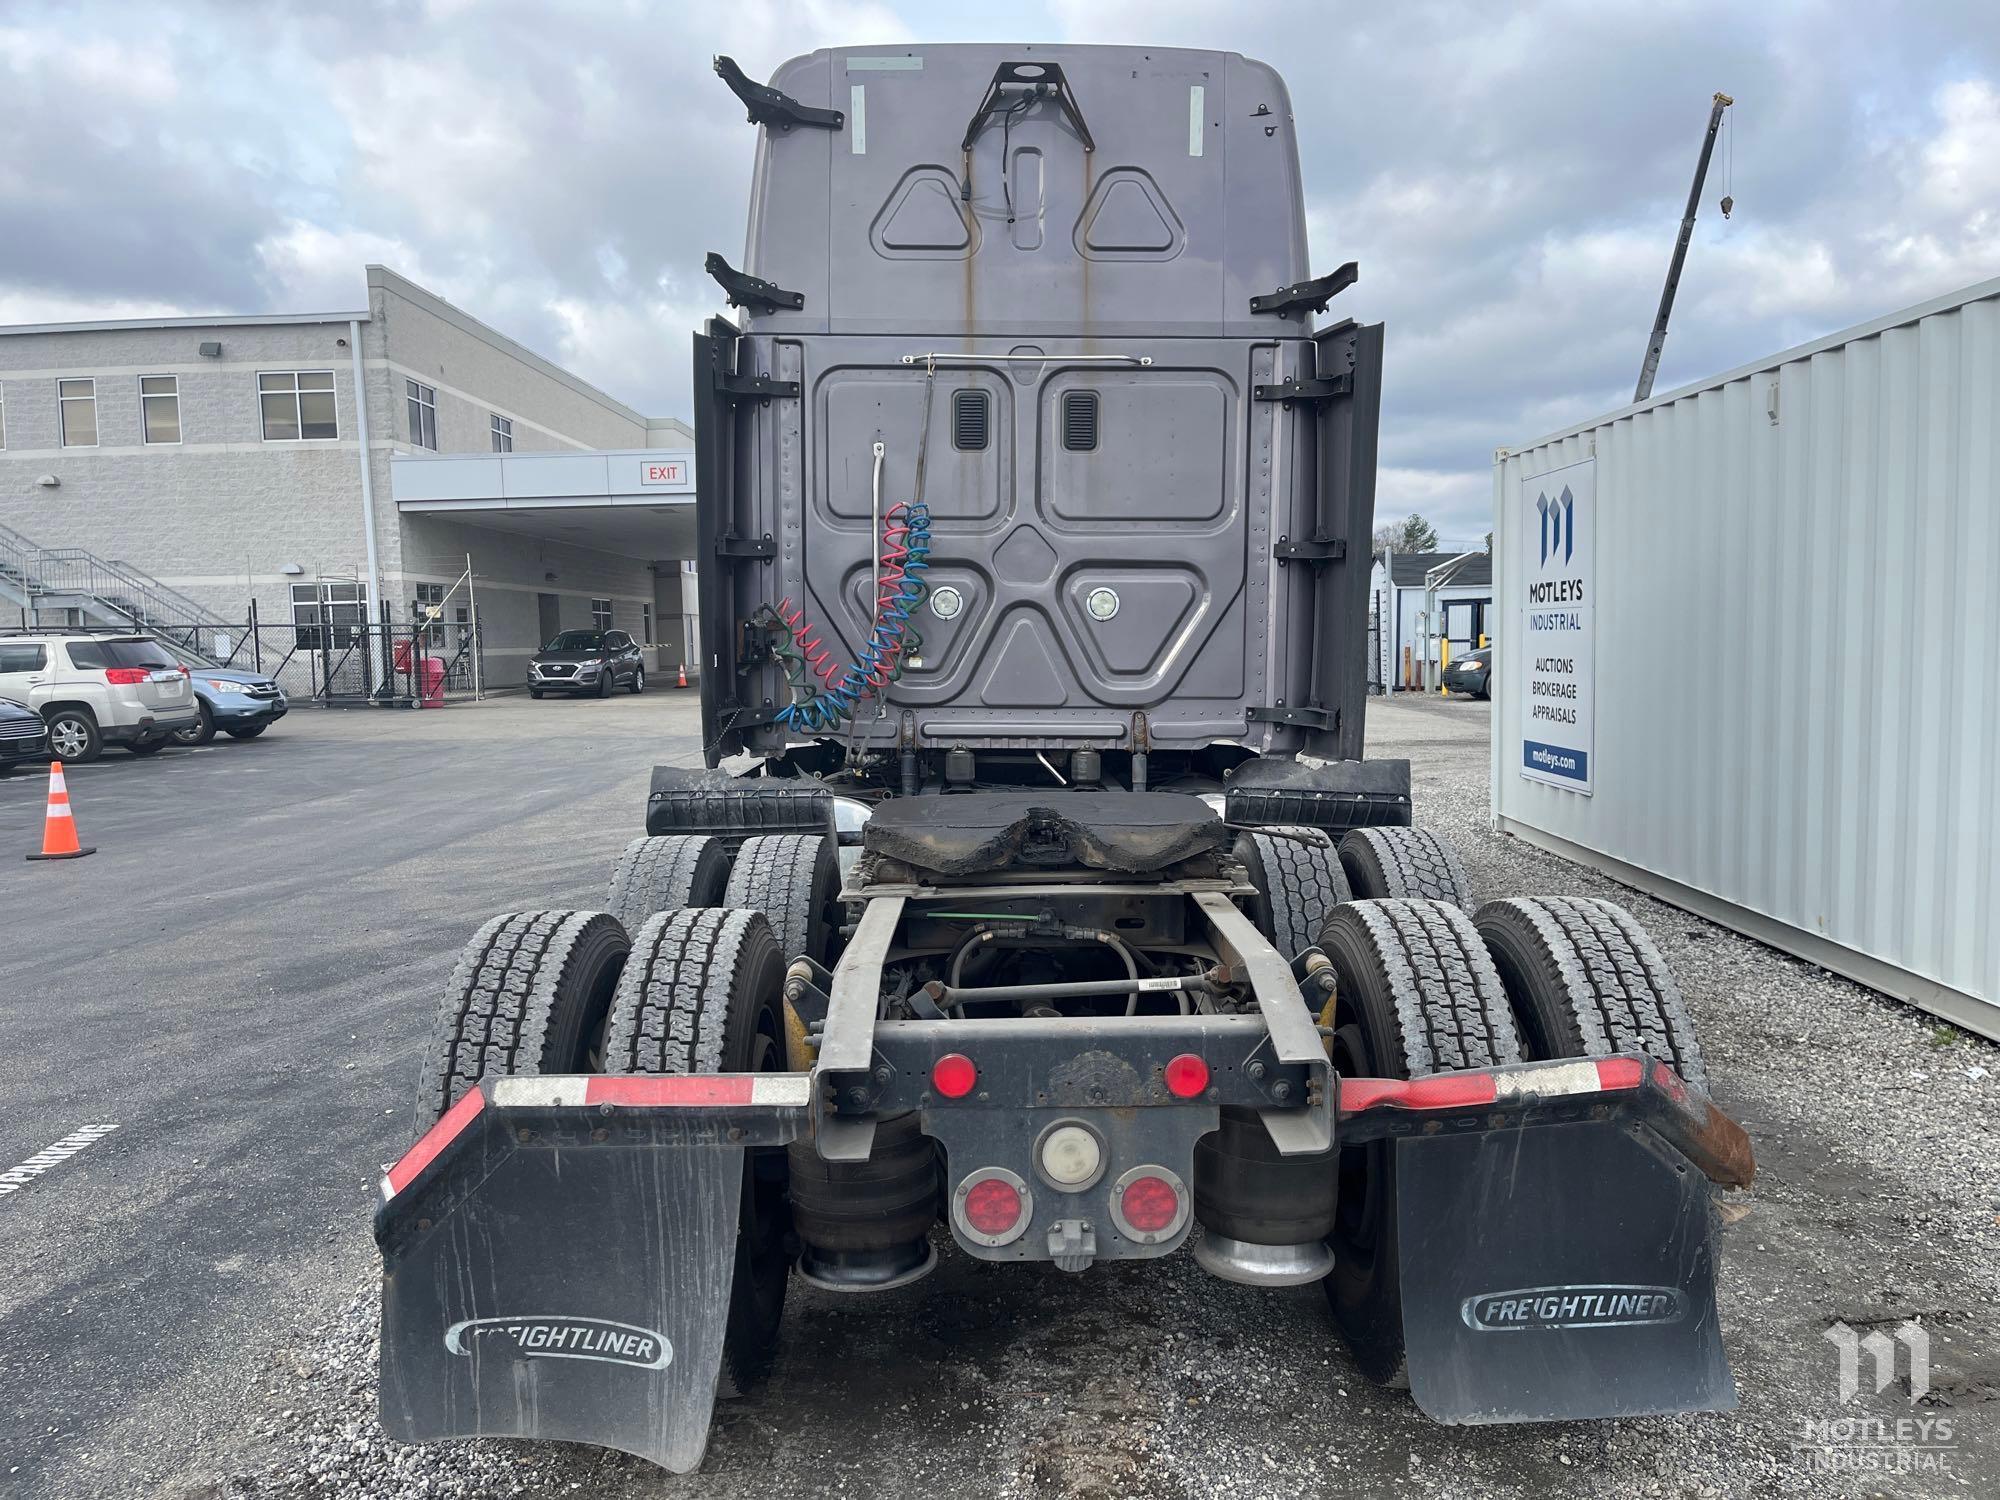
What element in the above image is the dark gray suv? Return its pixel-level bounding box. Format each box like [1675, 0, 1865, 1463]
[528, 629, 645, 698]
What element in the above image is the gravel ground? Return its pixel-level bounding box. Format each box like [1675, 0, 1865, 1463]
[18, 695, 1996, 1499]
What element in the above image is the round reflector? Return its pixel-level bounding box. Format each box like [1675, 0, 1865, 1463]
[962, 1177, 1023, 1236]
[1037, 1123, 1103, 1188]
[1119, 1174, 1181, 1234]
[1163, 1053, 1209, 1098]
[932, 1052, 977, 1099]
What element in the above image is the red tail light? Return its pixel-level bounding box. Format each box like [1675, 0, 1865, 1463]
[931, 1052, 977, 1099]
[962, 1177, 1022, 1235]
[1109, 1165, 1189, 1242]
[1117, 1174, 1180, 1232]
[104, 667, 151, 685]
[952, 1166, 1032, 1247]
[1163, 1053, 1209, 1098]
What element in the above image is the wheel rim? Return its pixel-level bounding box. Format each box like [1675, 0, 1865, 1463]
[634, 669, 644, 691]
[50, 721, 87, 758]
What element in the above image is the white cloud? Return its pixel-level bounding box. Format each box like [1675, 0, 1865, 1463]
[0, 0, 1994, 555]
[253, 223, 436, 311]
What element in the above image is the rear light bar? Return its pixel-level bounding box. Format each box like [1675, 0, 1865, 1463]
[1338, 1056, 1648, 1116]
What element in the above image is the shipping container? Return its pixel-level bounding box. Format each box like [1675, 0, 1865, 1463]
[1490, 275, 2000, 1040]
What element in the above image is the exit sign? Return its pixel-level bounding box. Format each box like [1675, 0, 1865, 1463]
[639, 458, 689, 487]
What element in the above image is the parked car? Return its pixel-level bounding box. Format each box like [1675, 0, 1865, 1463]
[0, 631, 198, 762]
[528, 629, 646, 698]
[1445, 645, 1492, 698]
[0, 695, 49, 773]
[172, 667, 289, 745]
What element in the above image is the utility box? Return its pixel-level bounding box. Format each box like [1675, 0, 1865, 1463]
[1490, 276, 2000, 1040]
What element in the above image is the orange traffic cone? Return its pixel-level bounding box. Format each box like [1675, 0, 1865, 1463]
[26, 761, 95, 861]
[676, 661, 689, 689]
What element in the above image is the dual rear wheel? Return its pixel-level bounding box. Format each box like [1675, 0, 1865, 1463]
[1230, 823, 1708, 1386]
[415, 832, 844, 1387]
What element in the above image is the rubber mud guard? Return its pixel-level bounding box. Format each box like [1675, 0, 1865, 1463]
[1394, 1117, 1735, 1422]
[377, 1107, 755, 1472]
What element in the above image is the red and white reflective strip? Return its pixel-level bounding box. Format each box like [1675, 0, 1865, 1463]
[1338, 1056, 1649, 1116]
[488, 1074, 813, 1109]
[379, 1074, 813, 1201]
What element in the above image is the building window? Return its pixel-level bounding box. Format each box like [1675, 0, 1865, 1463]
[413, 582, 444, 643]
[591, 598, 612, 632]
[59, 378, 98, 447]
[406, 380, 437, 450]
[490, 414, 513, 452]
[260, 371, 338, 441]
[140, 375, 181, 444]
[292, 581, 365, 648]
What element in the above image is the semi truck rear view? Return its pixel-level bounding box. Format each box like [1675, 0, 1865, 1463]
[373, 43, 1753, 1472]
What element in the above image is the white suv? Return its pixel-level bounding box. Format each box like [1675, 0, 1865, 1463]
[0, 632, 200, 763]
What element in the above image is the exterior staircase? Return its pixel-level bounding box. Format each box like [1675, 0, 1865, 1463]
[0, 521, 224, 663]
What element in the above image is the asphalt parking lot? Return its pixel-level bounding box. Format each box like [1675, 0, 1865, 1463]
[0, 692, 1994, 1499]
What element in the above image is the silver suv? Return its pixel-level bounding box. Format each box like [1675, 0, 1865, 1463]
[0, 631, 199, 762]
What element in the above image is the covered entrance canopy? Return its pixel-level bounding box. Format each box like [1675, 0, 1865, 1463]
[391, 448, 697, 558]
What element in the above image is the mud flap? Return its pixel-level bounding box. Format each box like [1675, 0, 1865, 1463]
[376, 1077, 807, 1472]
[1395, 1116, 1734, 1422]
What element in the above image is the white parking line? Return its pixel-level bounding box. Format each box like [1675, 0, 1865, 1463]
[0, 1125, 119, 1198]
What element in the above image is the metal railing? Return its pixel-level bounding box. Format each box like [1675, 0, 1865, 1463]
[0, 521, 221, 659]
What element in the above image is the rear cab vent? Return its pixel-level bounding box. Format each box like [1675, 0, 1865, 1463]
[1062, 390, 1099, 452]
[952, 389, 990, 450]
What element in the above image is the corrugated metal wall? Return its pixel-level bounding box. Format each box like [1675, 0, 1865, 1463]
[1491, 277, 2000, 1039]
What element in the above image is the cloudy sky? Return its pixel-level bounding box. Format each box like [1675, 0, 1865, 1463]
[3, 0, 1995, 543]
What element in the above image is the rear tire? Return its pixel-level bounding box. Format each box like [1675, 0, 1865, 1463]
[529, 689, 544, 700]
[604, 908, 791, 1392]
[174, 702, 216, 746]
[607, 833, 730, 933]
[126, 738, 166, 756]
[722, 834, 840, 967]
[225, 724, 267, 740]
[43, 709, 102, 764]
[1337, 827, 1474, 909]
[1232, 828, 1352, 961]
[1475, 896, 1707, 1090]
[416, 910, 630, 1121]
[597, 671, 612, 698]
[1317, 899, 1522, 1388]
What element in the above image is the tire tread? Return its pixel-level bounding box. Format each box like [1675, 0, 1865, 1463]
[1338, 827, 1474, 909]
[1475, 896, 1706, 1088]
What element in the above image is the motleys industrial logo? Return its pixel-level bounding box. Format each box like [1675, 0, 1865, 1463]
[1791, 1321, 1957, 1476]
[1517, 458, 1595, 794]
[444, 1316, 673, 1370]
[1462, 1284, 1687, 1331]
